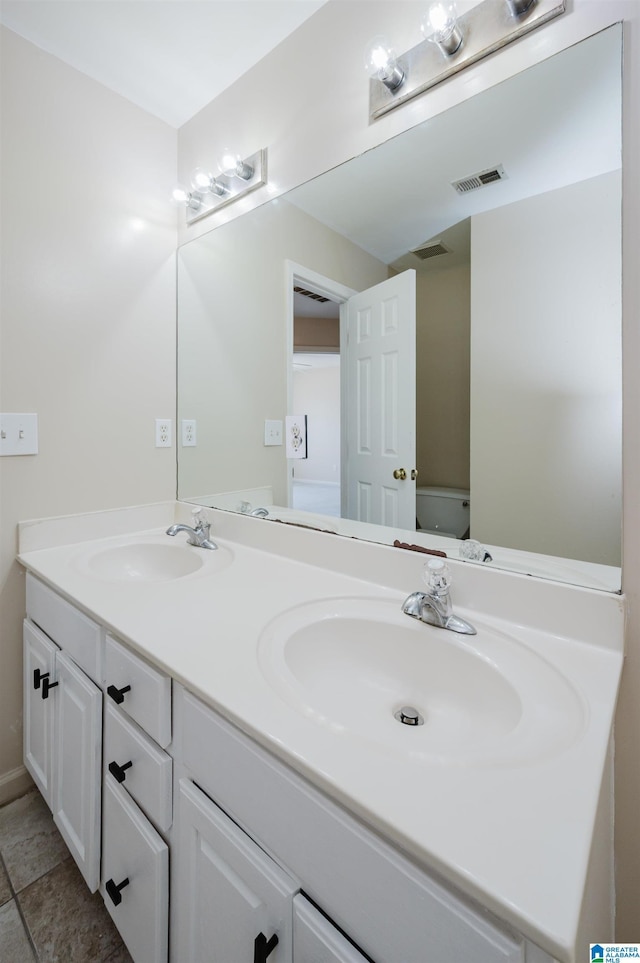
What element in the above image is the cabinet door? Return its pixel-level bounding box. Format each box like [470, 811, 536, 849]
[174, 779, 298, 963]
[52, 650, 102, 892]
[293, 896, 371, 963]
[23, 620, 58, 807]
[102, 776, 168, 963]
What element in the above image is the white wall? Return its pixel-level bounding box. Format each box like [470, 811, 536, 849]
[177, 0, 640, 937]
[470, 172, 621, 565]
[0, 27, 177, 800]
[292, 365, 340, 483]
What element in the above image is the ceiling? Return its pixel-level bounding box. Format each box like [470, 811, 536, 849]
[0, 0, 327, 127]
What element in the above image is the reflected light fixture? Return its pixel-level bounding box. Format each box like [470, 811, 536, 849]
[172, 148, 267, 225]
[367, 0, 565, 121]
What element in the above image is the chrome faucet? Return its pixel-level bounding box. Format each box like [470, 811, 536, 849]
[249, 507, 269, 517]
[166, 514, 218, 550]
[402, 559, 476, 635]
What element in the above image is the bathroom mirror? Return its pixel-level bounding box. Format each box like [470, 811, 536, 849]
[177, 25, 622, 592]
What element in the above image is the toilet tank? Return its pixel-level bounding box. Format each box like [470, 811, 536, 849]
[416, 487, 470, 538]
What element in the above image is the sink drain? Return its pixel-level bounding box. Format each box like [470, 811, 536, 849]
[394, 705, 424, 726]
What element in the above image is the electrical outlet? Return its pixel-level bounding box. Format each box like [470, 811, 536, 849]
[155, 418, 172, 447]
[181, 419, 197, 447]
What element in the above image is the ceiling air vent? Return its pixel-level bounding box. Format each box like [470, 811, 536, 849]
[294, 286, 330, 304]
[411, 241, 450, 261]
[452, 164, 508, 194]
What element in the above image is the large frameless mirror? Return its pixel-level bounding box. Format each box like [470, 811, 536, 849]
[177, 25, 622, 592]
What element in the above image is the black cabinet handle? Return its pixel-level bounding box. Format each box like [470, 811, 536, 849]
[41, 677, 59, 700]
[107, 684, 131, 705]
[108, 760, 133, 784]
[33, 668, 48, 690]
[105, 876, 130, 907]
[254, 932, 279, 963]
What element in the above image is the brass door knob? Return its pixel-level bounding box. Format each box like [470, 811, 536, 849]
[411, 469, 418, 480]
[393, 468, 407, 480]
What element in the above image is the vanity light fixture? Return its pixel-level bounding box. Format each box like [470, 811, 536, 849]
[364, 36, 405, 91]
[173, 148, 268, 225]
[217, 150, 254, 181]
[368, 0, 565, 121]
[172, 185, 201, 211]
[191, 168, 228, 197]
[422, 3, 463, 58]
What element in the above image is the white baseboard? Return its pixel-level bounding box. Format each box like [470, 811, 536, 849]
[0, 765, 34, 806]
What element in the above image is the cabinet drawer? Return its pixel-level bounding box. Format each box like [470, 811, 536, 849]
[26, 573, 102, 684]
[105, 702, 172, 832]
[102, 775, 168, 963]
[294, 895, 370, 963]
[105, 635, 171, 748]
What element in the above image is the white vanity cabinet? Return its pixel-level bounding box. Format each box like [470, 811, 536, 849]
[174, 685, 536, 963]
[23, 575, 102, 893]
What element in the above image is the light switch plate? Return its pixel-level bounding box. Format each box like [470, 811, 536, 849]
[264, 419, 283, 446]
[0, 413, 38, 456]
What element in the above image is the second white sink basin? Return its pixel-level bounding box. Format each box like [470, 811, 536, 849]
[258, 597, 586, 766]
[77, 537, 233, 582]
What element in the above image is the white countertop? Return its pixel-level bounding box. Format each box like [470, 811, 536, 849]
[17, 501, 625, 962]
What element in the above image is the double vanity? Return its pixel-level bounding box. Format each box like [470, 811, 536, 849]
[17, 500, 624, 963]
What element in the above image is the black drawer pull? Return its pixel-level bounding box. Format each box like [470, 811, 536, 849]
[42, 677, 59, 700]
[254, 932, 278, 963]
[33, 668, 48, 690]
[108, 760, 133, 784]
[105, 876, 130, 907]
[107, 684, 131, 705]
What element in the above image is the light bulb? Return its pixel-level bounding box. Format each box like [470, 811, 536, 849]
[364, 35, 405, 91]
[190, 168, 228, 196]
[172, 185, 190, 204]
[171, 184, 201, 211]
[217, 150, 253, 180]
[421, 2, 463, 55]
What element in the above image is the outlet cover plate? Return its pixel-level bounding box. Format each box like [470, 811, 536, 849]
[155, 419, 172, 448]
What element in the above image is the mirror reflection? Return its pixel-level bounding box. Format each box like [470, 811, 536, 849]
[177, 26, 622, 591]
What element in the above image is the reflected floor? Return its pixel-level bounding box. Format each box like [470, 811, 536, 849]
[292, 480, 340, 517]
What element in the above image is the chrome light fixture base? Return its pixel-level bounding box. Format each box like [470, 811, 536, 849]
[185, 148, 268, 225]
[369, 0, 566, 121]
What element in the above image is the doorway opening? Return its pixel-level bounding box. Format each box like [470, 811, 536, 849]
[286, 263, 356, 517]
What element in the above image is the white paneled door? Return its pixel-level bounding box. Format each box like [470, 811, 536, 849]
[343, 270, 416, 529]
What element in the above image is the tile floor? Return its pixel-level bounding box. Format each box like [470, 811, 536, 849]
[0, 789, 133, 963]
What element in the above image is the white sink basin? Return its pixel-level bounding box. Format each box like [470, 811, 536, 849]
[78, 538, 233, 582]
[258, 597, 586, 766]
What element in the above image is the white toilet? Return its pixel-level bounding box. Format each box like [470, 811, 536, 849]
[416, 486, 470, 538]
